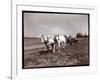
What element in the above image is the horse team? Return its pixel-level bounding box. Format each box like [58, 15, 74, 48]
[41, 34, 78, 53]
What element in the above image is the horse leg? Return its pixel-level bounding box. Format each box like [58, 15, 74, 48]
[62, 42, 65, 49]
[73, 41, 75, 44]
[52, 44, 55, 53]
[75, 41, 76, 44]
[58, 43, 60, 53]
[64, 41, 66, 48]
[58, 48, 60, 53]
[51, 44, 54, 53]
[60, 42, 63, 48]
[64, 42, 66, 49]
[70, 41, 72, 45]
[45, 44, 49, 52]
[61, 41, 64, 48]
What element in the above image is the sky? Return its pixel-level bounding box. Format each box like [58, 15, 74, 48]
[24, 12, 89, 37]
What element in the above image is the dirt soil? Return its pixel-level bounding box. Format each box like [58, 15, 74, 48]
[24, 37, 89, 69]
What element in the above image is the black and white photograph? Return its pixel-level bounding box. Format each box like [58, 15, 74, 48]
[22, 11, 89, 69]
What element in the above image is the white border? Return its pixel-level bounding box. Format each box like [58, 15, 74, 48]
[12, 2, 97, 80]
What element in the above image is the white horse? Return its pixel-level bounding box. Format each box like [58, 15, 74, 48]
[54, 35, 66, 52]
[41, 35, 55, 53]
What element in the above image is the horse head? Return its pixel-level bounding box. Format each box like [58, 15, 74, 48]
[41, 35, 49, 43]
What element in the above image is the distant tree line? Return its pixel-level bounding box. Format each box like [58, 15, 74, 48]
[76, 33, 88, 38]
